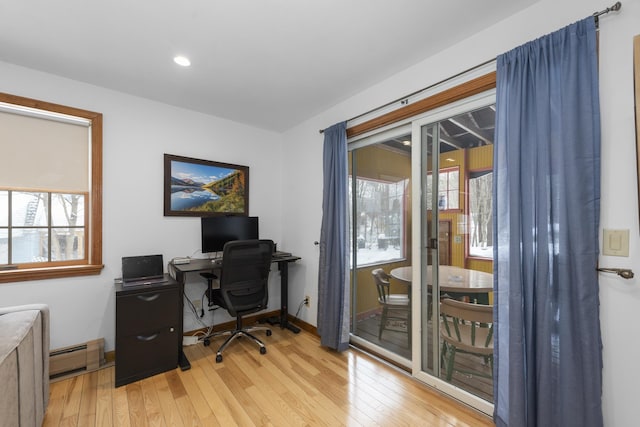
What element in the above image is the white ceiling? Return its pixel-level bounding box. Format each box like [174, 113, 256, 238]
[0, 0, 537, 132]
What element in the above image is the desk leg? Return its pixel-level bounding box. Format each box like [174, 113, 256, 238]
[175, 270, 191, 371]
[178, 350, 191, 370]
[279, 261, 300, 334]
[264, 261, 300, 333]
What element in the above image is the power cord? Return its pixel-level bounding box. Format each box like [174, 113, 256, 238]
[184, 291, 198, 316]
[180, 271, 223, 345]
[183, 291, 215, 338]
[292, 298, 306, 323]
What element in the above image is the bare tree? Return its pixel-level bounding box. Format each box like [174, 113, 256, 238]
[470, 173, 493, 250]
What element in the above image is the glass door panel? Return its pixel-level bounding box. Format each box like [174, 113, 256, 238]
[413, 98, 496, 414]
[348, 127, 412, 364]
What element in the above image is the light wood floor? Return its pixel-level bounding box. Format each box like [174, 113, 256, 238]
[43, 327, 494, 426]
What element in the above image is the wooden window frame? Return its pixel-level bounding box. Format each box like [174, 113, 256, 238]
[347, 72, 496, 138]
[0, 93, 103, 283]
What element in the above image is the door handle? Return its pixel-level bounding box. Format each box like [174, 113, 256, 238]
[429, 238, 438, 249]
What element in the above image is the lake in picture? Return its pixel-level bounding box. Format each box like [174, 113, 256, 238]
[170, 187, 220, 211]
[169, 159, 238, 212]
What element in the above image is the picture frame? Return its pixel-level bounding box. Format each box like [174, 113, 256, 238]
[163, 153, 249, 217]
[635, 35, 640, 225]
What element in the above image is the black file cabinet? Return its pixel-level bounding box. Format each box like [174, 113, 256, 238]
[115, 279, 180, 387]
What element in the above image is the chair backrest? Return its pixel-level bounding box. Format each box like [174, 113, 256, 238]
[220, 239, 274, 317]
[371, 268, 391, 303]
[440, 298, 493, 354]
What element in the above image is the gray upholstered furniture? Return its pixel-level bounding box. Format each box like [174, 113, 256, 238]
[0, 304, 50, 427]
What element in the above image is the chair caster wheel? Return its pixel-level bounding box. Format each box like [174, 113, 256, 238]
[266, 330, 272, 336]
[203, 338, 210, 346]
[216, 354, 223, 363]
[260, 347, 267, 355]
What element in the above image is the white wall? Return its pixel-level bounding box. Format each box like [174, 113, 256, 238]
[0, 61, 284, 352]
[281, 0, 640, 425]
[1, 0, 639, 423]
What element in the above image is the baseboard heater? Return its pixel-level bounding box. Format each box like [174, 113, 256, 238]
[50, 338, 105, 379]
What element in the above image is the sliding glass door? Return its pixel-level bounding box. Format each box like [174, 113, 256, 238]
[412, 94, 495, 414]
[347, 92, 496, 414]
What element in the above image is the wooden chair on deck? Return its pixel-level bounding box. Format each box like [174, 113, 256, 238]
[371, 268, 411, 342]
[440, 298, 493, 381]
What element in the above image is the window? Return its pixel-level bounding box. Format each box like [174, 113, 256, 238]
[1, 191, 86, 264]
[425, 167, 460, 211]
[0, 93, 103, 282]
[469, 171, 493, 258]
[349, 176, 408, 265]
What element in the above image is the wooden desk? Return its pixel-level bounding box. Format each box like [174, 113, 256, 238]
[171, 254, 301, 370]
[390, 265, 493, 295]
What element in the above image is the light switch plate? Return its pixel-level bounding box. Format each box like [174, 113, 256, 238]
[603, 229, 629, 257]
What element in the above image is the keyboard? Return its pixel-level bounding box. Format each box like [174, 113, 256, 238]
[208, 252, 290, 265]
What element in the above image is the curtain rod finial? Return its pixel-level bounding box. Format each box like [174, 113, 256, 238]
[594, 2, 622, 17]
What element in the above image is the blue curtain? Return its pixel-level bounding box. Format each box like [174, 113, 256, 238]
[493, 17, 602, 427]
[317, 121, 350, 351]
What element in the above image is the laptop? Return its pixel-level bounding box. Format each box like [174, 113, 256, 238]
[121, 254, 168, 287]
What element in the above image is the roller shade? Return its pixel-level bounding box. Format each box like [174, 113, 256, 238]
[0, 110, 89, 192]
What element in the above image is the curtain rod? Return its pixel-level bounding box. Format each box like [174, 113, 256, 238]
[319, 2, 623, 135]
[593, 1, 621, 24]
[318, 57, 495, 134]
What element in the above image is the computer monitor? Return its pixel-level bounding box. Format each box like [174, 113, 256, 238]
[201, 215, 259, 254]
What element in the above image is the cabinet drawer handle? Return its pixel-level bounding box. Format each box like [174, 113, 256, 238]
[136, 333, 159, 342]
[137, 294, 160, 302]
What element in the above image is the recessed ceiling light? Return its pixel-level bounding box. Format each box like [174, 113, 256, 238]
[402, 140, 411, 146]
[173, 56, 191, 67]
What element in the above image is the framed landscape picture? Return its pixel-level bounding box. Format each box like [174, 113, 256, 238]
[635, 35, 640, 226]
[164, 154, 249, 217]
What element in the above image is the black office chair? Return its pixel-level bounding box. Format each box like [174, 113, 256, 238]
[203, 239, 274, 363]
